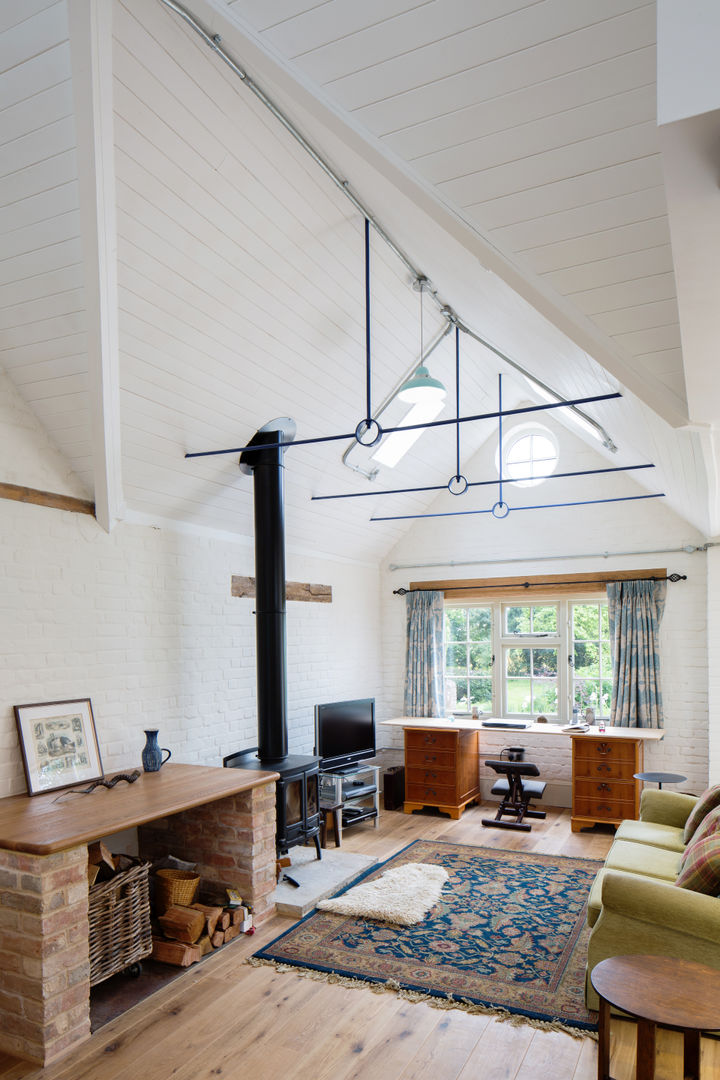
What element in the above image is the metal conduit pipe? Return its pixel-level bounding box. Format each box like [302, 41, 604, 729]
[157, 0, 618, 454]
[388, 543, 715, 573]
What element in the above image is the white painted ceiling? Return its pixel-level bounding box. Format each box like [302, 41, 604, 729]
[0, 0, 717, 562]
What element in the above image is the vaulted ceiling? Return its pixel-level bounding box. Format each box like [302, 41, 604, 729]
[1, 0, 718, 562]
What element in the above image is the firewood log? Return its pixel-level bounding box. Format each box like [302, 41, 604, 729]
[190, 903, 224, 937]
[157, 905, 206, 944]
[151, 937, 202, 967]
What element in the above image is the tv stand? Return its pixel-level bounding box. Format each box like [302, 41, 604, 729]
[319, 763, 380, 840]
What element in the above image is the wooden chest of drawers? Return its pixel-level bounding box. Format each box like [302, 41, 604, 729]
[403, 727, 480, 820]
[570, 733, 644, 832]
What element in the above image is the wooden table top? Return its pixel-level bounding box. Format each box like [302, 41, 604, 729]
[0, 763, 279, 855]
[590, 954, 720, 1031]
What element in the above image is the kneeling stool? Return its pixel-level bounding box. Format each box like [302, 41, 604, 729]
[482, 760, 547, 831]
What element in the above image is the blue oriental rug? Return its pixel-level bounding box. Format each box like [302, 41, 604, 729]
[252, 840, 600, 1033]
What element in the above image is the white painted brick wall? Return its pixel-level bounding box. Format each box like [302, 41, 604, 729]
[0, 499, 381, 798]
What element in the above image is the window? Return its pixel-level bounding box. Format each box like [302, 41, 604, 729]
[444, 596, 610, 721]
[444, 607, 493, 713]
[503, 603, 559, 716]
[503, 426, 558, 487]
[571, 602, 612, 717]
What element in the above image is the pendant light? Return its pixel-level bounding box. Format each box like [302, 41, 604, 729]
[397, 277, 446, 405]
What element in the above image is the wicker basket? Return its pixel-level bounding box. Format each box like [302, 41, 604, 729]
[88, 858, 152, 987]
[154, 868, 200, 914]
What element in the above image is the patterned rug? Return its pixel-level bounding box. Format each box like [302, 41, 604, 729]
[253, 840, 600, 1034]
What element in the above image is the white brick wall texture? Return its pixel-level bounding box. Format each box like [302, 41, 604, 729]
[0, 499, 382, 798]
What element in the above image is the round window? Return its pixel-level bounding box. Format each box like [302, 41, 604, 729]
[502, 426, 558, 487]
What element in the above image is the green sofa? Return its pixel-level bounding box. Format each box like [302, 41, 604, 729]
[584, 788, 720, 1010]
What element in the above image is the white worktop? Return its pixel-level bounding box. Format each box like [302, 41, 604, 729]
[382, 717, 665, 740]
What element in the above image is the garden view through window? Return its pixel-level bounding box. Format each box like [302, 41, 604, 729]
[444, 599, 611, 719]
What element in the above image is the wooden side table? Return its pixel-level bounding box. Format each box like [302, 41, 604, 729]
[590, 954, 720, 1080]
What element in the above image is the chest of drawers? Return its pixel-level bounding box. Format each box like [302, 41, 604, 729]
[570, 733, 644, 832]
[403, 727, 480, 820]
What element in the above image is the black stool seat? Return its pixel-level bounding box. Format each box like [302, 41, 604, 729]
[482, 759, 547, 832]
[490, 777, 546, 801]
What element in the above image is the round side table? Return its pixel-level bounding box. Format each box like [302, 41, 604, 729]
[633, 771, 687, 790]
[591, 954, 720, 1080]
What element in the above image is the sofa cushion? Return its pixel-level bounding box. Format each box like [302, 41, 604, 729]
[692, 804, 720, 845]
[683, 784, 720, 844]
[615, 818, 686, 852]
[604, 839, 682, 882]
[676, 834, 720, 896]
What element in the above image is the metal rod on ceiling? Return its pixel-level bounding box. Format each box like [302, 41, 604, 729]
[370, 492, 664, 522]
[311, 463, 655, 501]
[393, 572, 687, 595]
[185, 391, 621, 458]
[158, 0, 619, 454]
[389, 543, 713, 572]
[364, 218, 372, 426]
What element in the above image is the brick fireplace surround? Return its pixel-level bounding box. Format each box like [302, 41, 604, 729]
[0, 764, 278, 1065]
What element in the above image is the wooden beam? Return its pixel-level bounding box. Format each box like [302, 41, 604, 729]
[0, 483, 95, 517]
[68, 0, 124, 533]
[231, 576, 332, 602]
[408, 568, 668, 600]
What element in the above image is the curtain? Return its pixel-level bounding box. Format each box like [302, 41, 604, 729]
[606, 579, 666, 728]
[403, 590, 445, 717]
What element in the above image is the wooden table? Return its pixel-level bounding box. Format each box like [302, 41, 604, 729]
[591, 954, 720, 1080]
[0, 762, 278, 853]
[0, 763, 279, 1065]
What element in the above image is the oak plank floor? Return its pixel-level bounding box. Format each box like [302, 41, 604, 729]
[2, 801, 718, 1079]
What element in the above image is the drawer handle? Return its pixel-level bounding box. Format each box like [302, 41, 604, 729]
[598, 804, 613, 813]
[423, 755, 437, 763]
[597, 743, 612, 755]
[596, 763, 612, 774]
[597, 783, 611, 793]
[425, 789, 437, 797]
[424, 772, 438, 781]
[423, 735, 437, 745]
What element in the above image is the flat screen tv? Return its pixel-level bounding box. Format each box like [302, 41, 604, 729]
[314, 698, 376, 772]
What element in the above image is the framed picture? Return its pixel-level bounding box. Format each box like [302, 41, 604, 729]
[14, 698, 104, 796]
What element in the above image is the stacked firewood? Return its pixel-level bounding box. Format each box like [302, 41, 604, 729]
[151, 900, 253, 967]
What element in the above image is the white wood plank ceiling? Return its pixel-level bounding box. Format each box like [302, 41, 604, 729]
[0, 0, 714, 556]
[225, 0, 685, 408]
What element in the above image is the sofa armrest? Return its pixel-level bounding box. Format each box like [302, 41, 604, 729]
[585, 869, 720, 1010]
[601, 869, 720, 943]
[639, 789, 697, 829]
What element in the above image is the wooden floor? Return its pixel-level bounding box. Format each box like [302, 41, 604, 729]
[2, 801, 718, 1080]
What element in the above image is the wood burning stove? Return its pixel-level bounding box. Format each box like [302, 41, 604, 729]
[223, 419, 321, 858]
[224, 748, 321, 857]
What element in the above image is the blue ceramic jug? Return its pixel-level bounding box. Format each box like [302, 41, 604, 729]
[141, 729, 172, 772]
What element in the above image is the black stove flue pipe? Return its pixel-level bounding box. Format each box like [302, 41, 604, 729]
[239, 421, 295, 763]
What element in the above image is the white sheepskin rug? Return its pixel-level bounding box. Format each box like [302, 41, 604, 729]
[316, 862, 448, 925]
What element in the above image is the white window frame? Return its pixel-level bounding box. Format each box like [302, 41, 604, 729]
[444, 595, 610, 722]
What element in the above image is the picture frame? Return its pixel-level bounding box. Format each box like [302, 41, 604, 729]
[14, 698, 104, 796]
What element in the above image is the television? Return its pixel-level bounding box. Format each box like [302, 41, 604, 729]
[314, 698, 376, 772]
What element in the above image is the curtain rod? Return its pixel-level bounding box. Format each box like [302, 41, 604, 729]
[393, 573, 687, 595]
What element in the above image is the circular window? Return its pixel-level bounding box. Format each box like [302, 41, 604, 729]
[502, 426, 558, 488]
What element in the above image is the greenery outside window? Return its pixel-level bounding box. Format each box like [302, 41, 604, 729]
[444, 597, 610, 721]
[572, 602, 612, 716]
[444, 607, 493, 713]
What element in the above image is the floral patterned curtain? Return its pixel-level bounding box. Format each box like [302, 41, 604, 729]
[403, 590, 445, 717]
[606, 579, 666, 728]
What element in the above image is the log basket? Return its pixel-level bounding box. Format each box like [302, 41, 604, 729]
[88, 858, 152, 986]
[154, 868, 200, 914]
